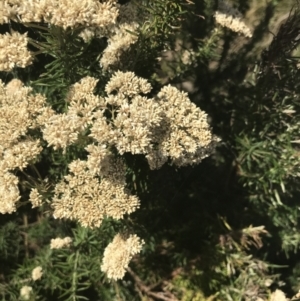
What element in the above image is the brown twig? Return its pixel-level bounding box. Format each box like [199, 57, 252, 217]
[126, 267, 179, 301]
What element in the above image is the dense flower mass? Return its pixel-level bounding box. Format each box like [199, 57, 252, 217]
[0, 79, 51, 214]
[0, 31, 33, 71]
[0, 1, 142, 71]
[150, 85, 219, 168]
[52, 158, 140, 228]
[0, 172, 20, 214]
[105, 72, 218, 168]
[0, 0, 119, 29]
[47, 72, 218, 168]
[48, 72, 218, 231]
[42, 113, 83, 150]
[0, 4, 219, 277]
[43, 76, 105, 151]
[101, 233, 144, 280]
[0, 71, 218, 234]
[0, 0, 294, 294]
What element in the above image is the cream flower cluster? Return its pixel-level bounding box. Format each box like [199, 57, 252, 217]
[181, 49, 196, 65]
[214, 0, 252, 38]
[103, 71, 218, 169]
[99, 22, 139, 70]
[149, 85, 219, 168]
[52, 158, 140, 228]
[0, 0, 219, 283]
[1, 1, 141, 71]
[43, 76, 104, 151]
[50, 237, 72, 249]
[96, 2, 143, 70]
[0, 31, 33, 71]
[47, 71, 217, 229]
[0, 0, 119, 29]
[31, 266, 43, 281]
[101, 233, 144, 280]
[42, 75, 141, 228]
[44, 71, 218, 168]
[20, 285, 32, 300]
[0, 79, 53, 214]
[29, 188, 43, 208]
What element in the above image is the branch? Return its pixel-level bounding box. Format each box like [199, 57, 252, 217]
[126, 267, 179, 301]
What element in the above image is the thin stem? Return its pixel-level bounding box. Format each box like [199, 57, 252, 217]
[32, 50, 45, 56]
[28, 39, 46, 51]
[30, 164, 43, 181]
[113, 281, 122, 301]
[23, 23, 50, 32]
[18, 170, 36, 187]
[22, 215, 29, 258]
[72, 250, 79, 301]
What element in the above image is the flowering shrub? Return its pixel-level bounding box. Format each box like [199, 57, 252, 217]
[0, 0, 219, 290]
[3, 0, 299, 300]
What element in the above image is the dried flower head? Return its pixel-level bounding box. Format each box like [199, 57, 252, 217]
[101, 233, 144, 280]
[5, 78, 23, 95]
[11, 0, 42, 23]
[42, 76, 106, 152]
[50, 237, 72, 249]
[31, 266, 43, 281]
[89, 114, 115, 145]
[0, 78, 50, 213]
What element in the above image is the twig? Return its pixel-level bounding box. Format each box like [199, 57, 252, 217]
[126, 267, 179, 301]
